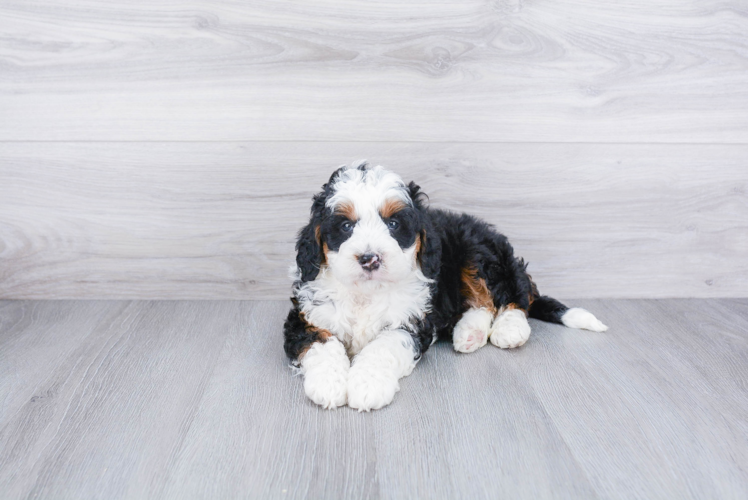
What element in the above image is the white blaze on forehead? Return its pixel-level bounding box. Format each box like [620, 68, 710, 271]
[325, 164, 411, 218]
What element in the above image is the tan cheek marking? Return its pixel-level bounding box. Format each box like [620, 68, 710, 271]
[379, 199, 407, 219]
[314, 225, 328, 266]
[461, 266, 498, 316]
[413, 232, 423, 266]
[322, 242, 329, 265]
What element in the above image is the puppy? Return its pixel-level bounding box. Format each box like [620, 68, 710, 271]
[284, 162, 607, 411]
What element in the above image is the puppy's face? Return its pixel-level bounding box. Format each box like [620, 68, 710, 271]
[299, 165, 423, 288]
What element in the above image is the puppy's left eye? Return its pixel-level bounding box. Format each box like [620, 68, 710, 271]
[387, 219, 399, 230]
[341, 221, 354, 232]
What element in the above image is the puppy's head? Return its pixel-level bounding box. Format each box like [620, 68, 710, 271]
[295, 162, 433, 288]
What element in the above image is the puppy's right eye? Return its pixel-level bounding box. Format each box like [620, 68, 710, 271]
[341, 221, 354, 232]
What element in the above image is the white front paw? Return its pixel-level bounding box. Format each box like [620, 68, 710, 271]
[304, 366, 348, 409]
[347, 364, 399, 412]
[301, 340, 350, 409]
[490, 308, 531, 349]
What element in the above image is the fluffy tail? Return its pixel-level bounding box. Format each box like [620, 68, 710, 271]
[528, 296, 608, 332]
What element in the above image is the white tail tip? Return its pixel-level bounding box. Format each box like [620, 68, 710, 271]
[561, 308, 609, 332]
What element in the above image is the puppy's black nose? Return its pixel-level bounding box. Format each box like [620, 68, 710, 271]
[358, 253, 381, 271]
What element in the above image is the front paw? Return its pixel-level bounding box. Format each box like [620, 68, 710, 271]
[304, 367, 348, 409]
[347, 364, 399, 412]
[301, 340, 350, 409]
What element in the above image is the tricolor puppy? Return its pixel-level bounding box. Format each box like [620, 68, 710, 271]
[284, 162, 608, 411]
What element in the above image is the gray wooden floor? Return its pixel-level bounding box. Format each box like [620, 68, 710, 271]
[1, 299, 747, 499]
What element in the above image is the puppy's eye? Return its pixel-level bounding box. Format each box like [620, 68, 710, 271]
[341, 221, 354, 232]
[387, 219, 400, 230]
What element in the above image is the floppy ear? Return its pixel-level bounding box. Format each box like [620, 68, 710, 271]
[295, 190, 328, 282]
[296, 168, 346, 282]
[295, 219, 322, 282]
[408, 181, 442, 281]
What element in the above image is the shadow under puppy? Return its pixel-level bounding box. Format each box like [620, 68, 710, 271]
[284, 161, 607, 411]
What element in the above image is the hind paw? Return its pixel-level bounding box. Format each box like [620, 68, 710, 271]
[452, 308, 492, 353]
[490, 308, 531, 349]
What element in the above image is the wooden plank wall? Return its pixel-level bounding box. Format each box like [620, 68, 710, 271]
[1, 1, 747, 299]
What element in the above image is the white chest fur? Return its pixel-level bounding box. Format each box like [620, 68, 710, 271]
[295, 269, 431, 355]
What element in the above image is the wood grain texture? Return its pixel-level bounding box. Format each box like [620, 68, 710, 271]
[0, 299, 747, 499]
[158, 300, 381, 500]
[1, 1, 747, 142]
[0, 300, 239, 499]
[515, 299, 748, 499]
[0, 300, 127, 423]
[1, 142, 746, 299]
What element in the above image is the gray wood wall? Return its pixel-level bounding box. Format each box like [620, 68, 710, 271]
[1, 1, 746, 299]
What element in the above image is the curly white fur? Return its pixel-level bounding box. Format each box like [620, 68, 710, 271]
[300, 338, 350, 409]
[347, 329, 418, 412]
[295, 267, 431, 356]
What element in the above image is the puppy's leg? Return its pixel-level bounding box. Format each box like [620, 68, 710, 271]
[452, 307, 493, 353]
[284, 305, 349, 409]
[347, 329, 418, 412]
[489, 305, 531, 349]
[299, 338, 350, 409]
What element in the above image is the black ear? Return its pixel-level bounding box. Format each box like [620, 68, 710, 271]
[408, 181, 442, 281]
[295, 219, 322, 282]
[296, 189, 328, 282]
[296, 169, 346, 282]
[407, 181, 426, 205]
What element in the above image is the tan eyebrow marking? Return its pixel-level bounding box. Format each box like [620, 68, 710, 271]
[335, 201, 357, 220]
[379, 199, 407, 219]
